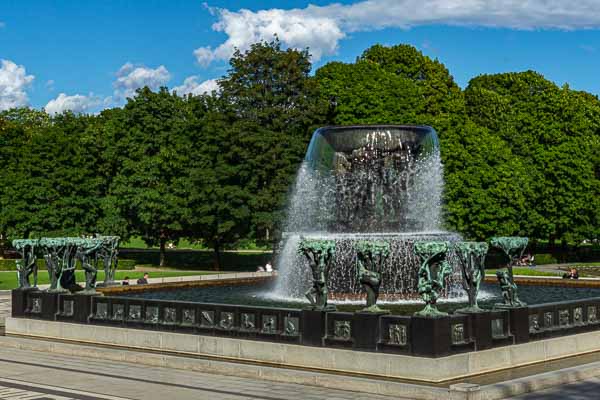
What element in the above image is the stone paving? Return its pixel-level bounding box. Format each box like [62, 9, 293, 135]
[0, 347, 398, 400]
[0, 292, 10, 328]
[0, 377, 128, 400]
[507, 377, 600, 399]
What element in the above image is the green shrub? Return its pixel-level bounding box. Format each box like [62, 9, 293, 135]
[534, 253, 558, 265]
[0, 258, 136, 271]
[117, 259, 137, 270]
[0, 258, 44, 271]
[119, 249, 271, 271]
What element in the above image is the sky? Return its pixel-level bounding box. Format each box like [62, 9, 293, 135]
[1, 0, 600, 115]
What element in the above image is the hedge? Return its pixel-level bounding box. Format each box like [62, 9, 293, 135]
[0, 258, 137, 271]
[534, 253, 558, 265]
[119, 249, 271, 271]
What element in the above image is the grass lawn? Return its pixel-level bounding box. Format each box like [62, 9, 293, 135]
[0, 270, 214, 290]
[485, 268, 559, 277]
[566, 262, 600, 267]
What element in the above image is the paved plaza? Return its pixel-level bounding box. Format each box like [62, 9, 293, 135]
[0, 346, 397, 400]
[507, 378, 600, 399]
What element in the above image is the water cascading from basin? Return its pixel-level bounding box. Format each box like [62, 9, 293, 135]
[273, 125, 460, 301]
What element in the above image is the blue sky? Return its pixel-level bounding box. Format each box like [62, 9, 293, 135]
[1, 0, 599, 114]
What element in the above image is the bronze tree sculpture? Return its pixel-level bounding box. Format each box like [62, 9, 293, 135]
[491, 236, 527, 307]
[455, 241, 489, 313]
[298, 238, 336, 311]
[413, 241, 453, 317]
[13, 239, 39, 290]
[355, 240, 390, 313]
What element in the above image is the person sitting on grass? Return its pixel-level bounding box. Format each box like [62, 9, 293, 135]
[137, 272, 149, 284]
[122, 276, 130, 285]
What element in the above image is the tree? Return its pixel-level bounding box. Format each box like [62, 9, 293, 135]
[465, 71, 600, 244]
[0, 110, 102, 240]
[186, 95, 251, 270]
[317, 44, 465, 133]
[219, 39, 328, 243]
[442, 120, 534, 239]
[219, 38, 326, 137]
[105, 87, 195, 266]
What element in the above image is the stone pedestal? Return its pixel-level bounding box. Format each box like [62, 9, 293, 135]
[457, 311, 492, 350]
[11, 289, 32, 317]
[71, 294, 97, 323]
[352, 312, 381, 351]
[410, 316, 451, 357]
[509, 307, 530, 344]
[301, 310, 327, 346]
[39, 292, 59, 321]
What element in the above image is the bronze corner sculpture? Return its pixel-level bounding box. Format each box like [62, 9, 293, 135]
[13, 236, 120, 294]
[297, 238, 337, 312]
[355, 240, 390, 314]
[454, 241, 489, 313]
[413, 241, 452, 317]
[491, 236, 528, 308]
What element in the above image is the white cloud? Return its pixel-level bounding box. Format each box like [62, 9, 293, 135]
[44, 93, 101, 115]
[172, 76, 219, 96]
[196, 0, 600, 66]
[195, 6, 343, 66]
[113, 62, 171, 100]
[0, 59, 34, 111]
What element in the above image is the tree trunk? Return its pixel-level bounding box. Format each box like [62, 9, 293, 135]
[213, 241, 221, 271]
[0, 231, 5, 258]
[159, 237, 166, 267]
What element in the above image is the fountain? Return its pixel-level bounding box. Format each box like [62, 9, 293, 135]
[10, 122, 600, 396]
[275, 125, 460, 300]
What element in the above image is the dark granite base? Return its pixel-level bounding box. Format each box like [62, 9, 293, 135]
[411, 316, 451, 357]
[301, 310, 326, 346]
[353, 312, 381, 350]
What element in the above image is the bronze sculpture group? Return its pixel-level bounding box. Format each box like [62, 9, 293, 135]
[13, 236, 120, 293]
[14, 231, 527, 314]
[297, 236, 528, 316]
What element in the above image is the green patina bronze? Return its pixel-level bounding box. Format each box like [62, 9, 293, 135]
[14, 236, 120, 293]
[491, 236, 528, 308]
[355, 240, 390, 314]
[13, 239, 39, 290]
[298, 238, 337, 311]
[454, 241, 489, 313]
[74, 238, 103, 293]
[413, 241, 452, 317]
[96, 235, 120, 286]
[39, 238, 68, 292]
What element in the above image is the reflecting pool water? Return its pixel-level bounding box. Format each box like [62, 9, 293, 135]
[122, 282, 600, 315]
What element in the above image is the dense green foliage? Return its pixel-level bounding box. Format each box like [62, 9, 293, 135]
[0, 41, 598, 267]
